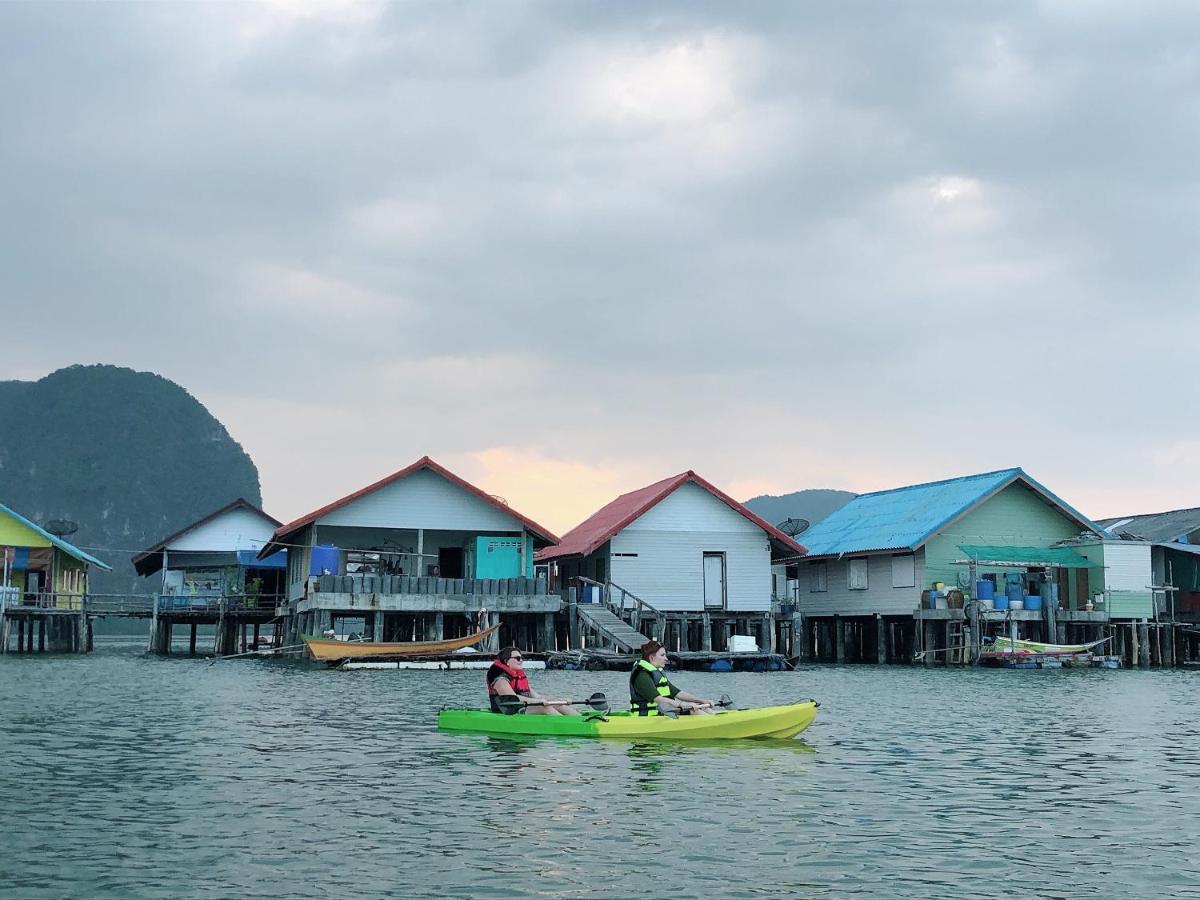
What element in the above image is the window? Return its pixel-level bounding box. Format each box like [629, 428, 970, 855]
[809, 561, 828, 593]
[891, 554, 915, 588]
[848, 557, 869, 591]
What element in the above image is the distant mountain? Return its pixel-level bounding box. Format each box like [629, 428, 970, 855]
[0, 364, 262, 596]
[743, 489, 857, 536]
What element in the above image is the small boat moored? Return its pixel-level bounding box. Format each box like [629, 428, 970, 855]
[437, 700, 819, 741]
[303, 623, 501, 662]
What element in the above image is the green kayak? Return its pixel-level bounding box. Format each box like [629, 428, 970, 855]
[438, 701, 818, 740]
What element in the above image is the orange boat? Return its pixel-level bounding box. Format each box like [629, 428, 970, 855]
[302, 623, 501, 662]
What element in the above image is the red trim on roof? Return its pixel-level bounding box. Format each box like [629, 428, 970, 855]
[261, 456, 559, 556]
[132, 498, 280, 571]
[535, 471, 806, 562]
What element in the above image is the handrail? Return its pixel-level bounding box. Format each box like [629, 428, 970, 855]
[575, 576, 662, 632]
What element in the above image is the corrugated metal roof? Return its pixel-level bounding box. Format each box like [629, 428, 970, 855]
[535, 471, 806, 562]
[957, 544, 1095, 569]
[797, 468, 1101, 557]
[1098, 508, 1200, 543]
[0, 502, 111, 570]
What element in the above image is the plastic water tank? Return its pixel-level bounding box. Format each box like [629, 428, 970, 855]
[309, 545, 340, 576]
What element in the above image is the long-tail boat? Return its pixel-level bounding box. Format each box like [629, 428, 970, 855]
[302, 622, 501, 662]
[983, 635, 1110, 656]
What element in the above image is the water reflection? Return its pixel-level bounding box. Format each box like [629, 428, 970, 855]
[2, 644, 1199, 899]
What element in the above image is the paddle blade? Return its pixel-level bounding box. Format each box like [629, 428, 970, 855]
[717, 694, 733, 708]
[585, 692, 609, 712]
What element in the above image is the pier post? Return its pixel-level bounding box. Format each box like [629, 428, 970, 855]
[834, 616, 845, 663]
[76, 610, 87, 655]
[487, 612, 501, 652]
[966, 605, 980, 665]
[1138, 621, 1150, 668]
[17, 618, 26, 654]
[567, 589, 579, 650]
[875, 614, 886, 665]
[793, 612, 807, 661]
[373, 611, 384, 642]
[679, 613, 690, 652]
[701, 612, 712, 651]
[915, 611, 925, 666]
[1164, 623, 1176, 668]
[189, 623, 198, 655]
[539, 613, 555, 652]
[1044, 600, 1057, 647]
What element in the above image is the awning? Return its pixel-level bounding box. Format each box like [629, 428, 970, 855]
[955, 545, 1096, 569]
[239, 549, 286, 569]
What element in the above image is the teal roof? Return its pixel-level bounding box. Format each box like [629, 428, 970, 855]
[0, 503, 111, 570]
[956, 544, 1095, 569]
[798, 468, 1101, 557]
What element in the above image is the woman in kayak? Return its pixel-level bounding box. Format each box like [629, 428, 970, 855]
[630, 640, 715, 716]
[486, 647, 579, 716]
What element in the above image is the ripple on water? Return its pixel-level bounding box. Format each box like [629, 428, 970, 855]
[2, 646, 1200, 898]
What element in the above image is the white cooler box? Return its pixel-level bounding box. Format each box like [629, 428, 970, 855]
[728, 635, 760, 653]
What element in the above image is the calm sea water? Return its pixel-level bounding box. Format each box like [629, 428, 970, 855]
[2, 640, 1199, 899]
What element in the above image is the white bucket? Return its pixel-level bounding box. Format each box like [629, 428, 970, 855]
[977, 597, 995, 610]
[1010, 599, 1025, 611]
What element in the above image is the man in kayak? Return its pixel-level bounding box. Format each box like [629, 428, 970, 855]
[486, 647, 579, 716]
[630, 640, 715, 716]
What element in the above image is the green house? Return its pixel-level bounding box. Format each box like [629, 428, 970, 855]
[793, 468, 1108, 617]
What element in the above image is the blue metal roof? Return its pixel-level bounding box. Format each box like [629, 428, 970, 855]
[0, 503, 111, 570]
[797, 468, 1101, 557]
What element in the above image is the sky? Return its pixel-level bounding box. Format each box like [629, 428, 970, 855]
[2, 1, 1198, 535]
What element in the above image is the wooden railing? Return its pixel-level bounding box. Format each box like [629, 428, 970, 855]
[0, 591, 85, 610]
[311, 574, 547, 596]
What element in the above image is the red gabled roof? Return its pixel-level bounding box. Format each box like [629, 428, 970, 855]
[535, 471, 806, 562]
[260, 456, 559, 557]
[133, 498, 281, 575]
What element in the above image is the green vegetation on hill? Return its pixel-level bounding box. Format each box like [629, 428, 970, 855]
[743, 489, 856, 535]
[0, 364, 262, 597]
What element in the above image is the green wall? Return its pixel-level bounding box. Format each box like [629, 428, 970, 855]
[473, 536, 536, 579]
[923, 482, 1089, 601]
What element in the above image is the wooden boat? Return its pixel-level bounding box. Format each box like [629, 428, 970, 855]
[983, 635, 1109, 656]
[302, 623, 500, 662]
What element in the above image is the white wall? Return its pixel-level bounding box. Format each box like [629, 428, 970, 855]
[798, 550, 926, 616]
[169, 508, 277, 553]
[318, 467, 525, 532]
[1097, 541, 1152, 592]
[608, 482, 773, 612]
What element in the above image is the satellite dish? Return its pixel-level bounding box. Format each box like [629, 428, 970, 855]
[778, 517, 810, 537]
[44, 519, 79, 538]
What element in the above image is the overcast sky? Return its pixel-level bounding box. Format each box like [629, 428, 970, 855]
[2, 1, 1197, 534]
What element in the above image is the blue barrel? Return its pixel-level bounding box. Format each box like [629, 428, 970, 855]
[1006, 580, 1024, 604]
[1025, 594, 1043, 611]
[993, 594, 1010, 611]
[976, 579, 995, 600]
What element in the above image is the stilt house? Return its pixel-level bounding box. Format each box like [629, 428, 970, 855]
[794, 468, 1105, 617]
[260, 456, 560, 650]
[536, 471, 805, 614]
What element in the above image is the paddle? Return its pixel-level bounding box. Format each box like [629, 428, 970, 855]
[657, 693, 734, 718]
[495, 692, 610, 714]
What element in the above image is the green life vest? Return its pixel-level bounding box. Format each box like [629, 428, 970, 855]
[629, 659, 673, 716]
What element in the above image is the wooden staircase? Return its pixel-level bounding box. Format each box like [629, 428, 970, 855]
[576, 604, 650, 653]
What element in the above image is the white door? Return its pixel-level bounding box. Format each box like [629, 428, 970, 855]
[703, 552, 726, 609]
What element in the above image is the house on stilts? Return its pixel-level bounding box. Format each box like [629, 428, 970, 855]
[263, 456, 561, 654]
[0, 501, 111, 654]
[536, 470, 806, 656]
[132, 498, 286, 655]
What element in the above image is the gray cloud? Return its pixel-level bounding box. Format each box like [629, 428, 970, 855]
[1, 1, 1197, 525]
